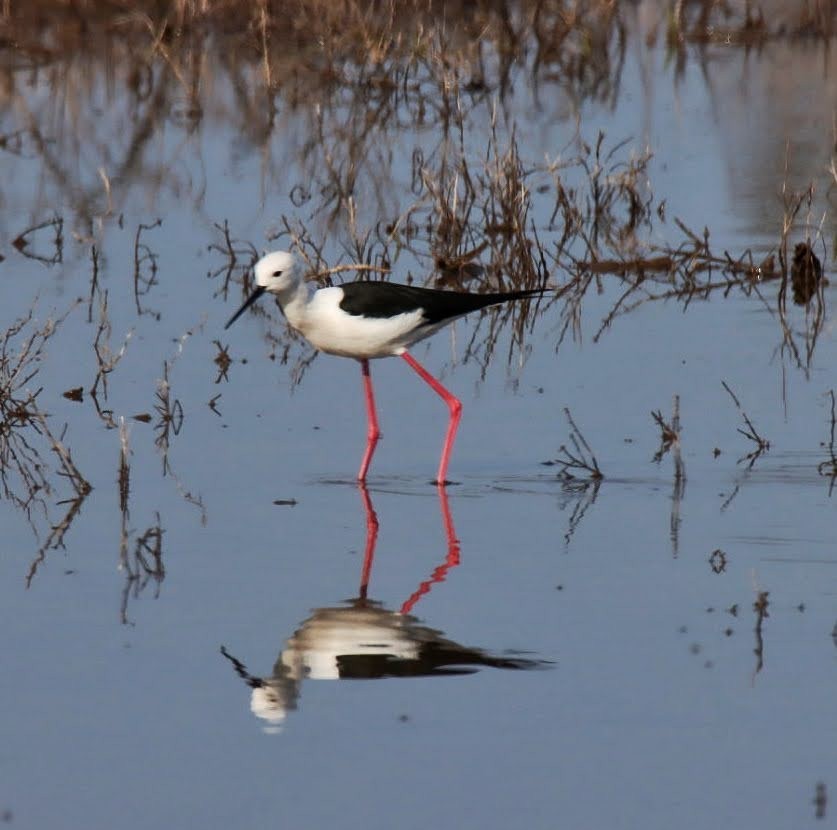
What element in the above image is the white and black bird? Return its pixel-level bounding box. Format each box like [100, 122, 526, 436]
[225, 250, 544, 484]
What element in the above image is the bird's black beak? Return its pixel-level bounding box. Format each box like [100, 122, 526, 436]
[225, 285, 267, 330]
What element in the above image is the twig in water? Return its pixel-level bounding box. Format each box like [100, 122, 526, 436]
[651, 396, 683, 469]
[722, 380, 770, 467]
[651, 396, 685, 555]
[213, 340, 232, 383]
[651, 406, 678, 463]
[547, 408, 603, 481]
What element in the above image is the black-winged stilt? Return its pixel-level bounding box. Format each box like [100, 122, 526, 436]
[225, 250, 544, 483]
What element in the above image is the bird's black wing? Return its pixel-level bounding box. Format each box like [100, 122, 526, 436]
[339, 281, 542, 325]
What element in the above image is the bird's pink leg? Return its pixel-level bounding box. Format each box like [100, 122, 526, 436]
[357, 359, 381, 482]
[401, 352, 463, 485]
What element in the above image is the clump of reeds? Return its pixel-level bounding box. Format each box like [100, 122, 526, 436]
[545, 407, 603, 481]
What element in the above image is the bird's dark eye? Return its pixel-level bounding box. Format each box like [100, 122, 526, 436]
[273, 270, 283, 277]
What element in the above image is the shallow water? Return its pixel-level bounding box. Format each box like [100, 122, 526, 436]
[1, 4, 836, 828]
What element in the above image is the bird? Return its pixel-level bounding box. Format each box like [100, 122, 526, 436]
[224, 250, 544, 484]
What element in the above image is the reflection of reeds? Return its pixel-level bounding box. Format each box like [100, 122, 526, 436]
[814, 782, 827, 821]
[7, 2, 829, 62]
[1, 305, 90, 520]
[23, 411, 92, 586]
[752, 587, 770, 681]
[817, 390, 837, 495]
[90, 290, 133, 428]
[3, 2, 632, 223]
[12, 216, 63, 264]
[0, 304, 92, 584]
[118, 416, 130, 518]
[116, 415, 168, 624]
[25, 488, 89, 588]
[134, 220, 162, 318]
[120, 513, 166, 626]
[154, 360, 184, 476]
[208, 221, 258, 302]
[153, 349, 207, 522]
[556, 476, 601, 550]
[664, 0, 833, 46]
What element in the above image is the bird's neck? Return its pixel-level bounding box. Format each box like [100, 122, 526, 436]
[275, 278, 313, 329]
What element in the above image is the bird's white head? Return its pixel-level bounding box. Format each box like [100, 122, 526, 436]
[225, 250, 303, 330]
[253, 250, 301, 294]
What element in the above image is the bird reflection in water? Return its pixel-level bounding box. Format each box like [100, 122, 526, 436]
[221, 485, 547, 732]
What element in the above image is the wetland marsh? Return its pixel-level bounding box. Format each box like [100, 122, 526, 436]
[1, 2, 836, 827]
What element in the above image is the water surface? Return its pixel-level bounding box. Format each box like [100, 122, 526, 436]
[1, 4, 835, 828]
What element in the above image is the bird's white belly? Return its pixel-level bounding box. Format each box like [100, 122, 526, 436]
[297, 293, 429, 358]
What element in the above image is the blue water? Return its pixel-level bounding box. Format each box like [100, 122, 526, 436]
[1, 13, 835, 829]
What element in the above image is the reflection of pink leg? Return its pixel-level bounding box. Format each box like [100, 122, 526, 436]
[357, 483, 379, 600]
[437, 484, 461, 567]
[401, 352, 463, 484]
[357, 359, 381, 482]
[400, 484, 461, 615]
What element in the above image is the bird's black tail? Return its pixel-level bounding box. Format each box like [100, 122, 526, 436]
[415, 286, 545, 324]
[338, 280, 546, 324]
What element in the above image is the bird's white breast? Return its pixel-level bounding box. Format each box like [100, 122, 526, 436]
[295, 286, 429, 358]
